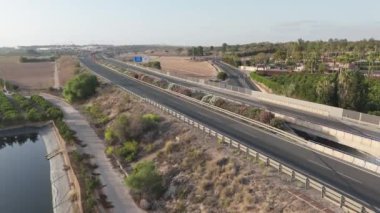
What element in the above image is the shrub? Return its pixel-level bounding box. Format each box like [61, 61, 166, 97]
[27, 108, 43, 122]
[141, 113, 160, 130]
[112, 114, 129, 142]
[105, 146, 114, 156]
[46, 107, 64, 120]
[85, 104, 108, 125]
[104, 128, 116, 143]
[217, 72, 228, 80]
[125, 161, 164, 198]
[143, 61, 161, 70]
[55, 119, 76, 142]
[258, 111, 274, 124]
[269, 118, 285, 129]
[63, 73, 99, 102]
[115, 140, 139, 162]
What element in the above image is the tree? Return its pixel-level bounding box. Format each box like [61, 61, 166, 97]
[126, 161, 164, 198]
[197, 46, 204, 56]
[316, 74, 338, 106]
[222, 43, 228, 53]
[63, 73, 99, 102]
[337, 69, 368, 110]
[273, 49, 287, 61]
[252, 53, 270, 64]
[217, 72, 228, 80]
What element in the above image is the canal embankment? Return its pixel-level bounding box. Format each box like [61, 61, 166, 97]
[0, 122, 81, 213]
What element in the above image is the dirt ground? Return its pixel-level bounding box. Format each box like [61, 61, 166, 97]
[0, 56, 54, 89]
[57, 55, 78, 86]
[156, 56, 217, 78]
[0, 55, 77, 90]
[80, 84, 342, 213]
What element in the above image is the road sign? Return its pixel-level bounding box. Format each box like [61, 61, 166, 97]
[133, 56, 143, 63]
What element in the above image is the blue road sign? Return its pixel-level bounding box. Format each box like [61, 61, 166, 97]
[133, 56, 143, 63]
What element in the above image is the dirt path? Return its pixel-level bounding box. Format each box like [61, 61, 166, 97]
[54, 62, 60, 89]
[41, 94, 143, 213]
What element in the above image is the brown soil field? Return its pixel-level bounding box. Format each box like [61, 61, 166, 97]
[154, 56, 217, 78]
[57, 56, 78, 86]
[0, 56, 54, 89]
[0, 55, 78, 90]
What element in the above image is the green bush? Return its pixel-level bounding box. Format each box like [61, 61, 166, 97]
[269, 118, 285, 129]
[63, 73, 99, 102]
[27, 108, 43, 122]
[55, 119, 76, 142]
[115, 140, 138, 162]
[141, 113, 160, 130]
[105, 146, 114, 156]
[143, 61, 161, 70]
[112, 114, 129, 142]
[85, 104, 108, 125]
[125, 161, 164, 198]
[217, 72, 228, 80]
[46, 107, 64, 120]
[104, 128, 116, 143]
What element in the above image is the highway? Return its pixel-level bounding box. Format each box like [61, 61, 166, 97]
[81, 56, 380, 211]
[103, 57, 380, 143]
[212, 59, 259, 90]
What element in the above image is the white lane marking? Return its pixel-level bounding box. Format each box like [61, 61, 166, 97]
[308, 159, 331, 171]
[336, 171, 362, 184]
[308, 160, 362, 184]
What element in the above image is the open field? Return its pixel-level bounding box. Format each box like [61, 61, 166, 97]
[156, 56, 217, 78]
[0, 56, 54, 89]
[0, 55, 77, 90]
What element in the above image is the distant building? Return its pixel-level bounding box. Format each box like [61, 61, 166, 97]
[239, 64, 270, 72]
[294, 64, 305, 72]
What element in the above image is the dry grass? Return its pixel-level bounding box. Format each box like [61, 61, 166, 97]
[0, 56, 54, 89]
[156, 56, 217, 78]
[57, 56, 78, 86]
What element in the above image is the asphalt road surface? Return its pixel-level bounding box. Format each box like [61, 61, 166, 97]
[103, 57, 380, 143]
[81, 56, 380, 211]
[212, 59, 259, 90]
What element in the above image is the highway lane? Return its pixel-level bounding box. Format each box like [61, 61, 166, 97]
[103, 57, 380, 142]
[82, 57, 380, 210]
[212, 59, 259, 91]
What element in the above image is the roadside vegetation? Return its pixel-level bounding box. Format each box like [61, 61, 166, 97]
[142, 61, 161, 70]
[63, 73, 99, 102]
[251, 70, 380, 114]
[19, 56, 55, 63]
[216, 71, 228, 81]
[78, 84, 340, 212]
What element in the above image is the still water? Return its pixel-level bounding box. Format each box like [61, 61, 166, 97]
[0, 133, 53, 213]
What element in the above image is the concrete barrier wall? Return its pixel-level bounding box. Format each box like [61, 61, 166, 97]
[276, 113, 380, 157]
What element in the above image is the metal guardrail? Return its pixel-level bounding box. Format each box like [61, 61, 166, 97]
[92, 61, 377, 213]
[101, 62, 380, 176]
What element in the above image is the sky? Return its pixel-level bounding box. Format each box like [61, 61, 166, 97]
[1, 0, 380, 47]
